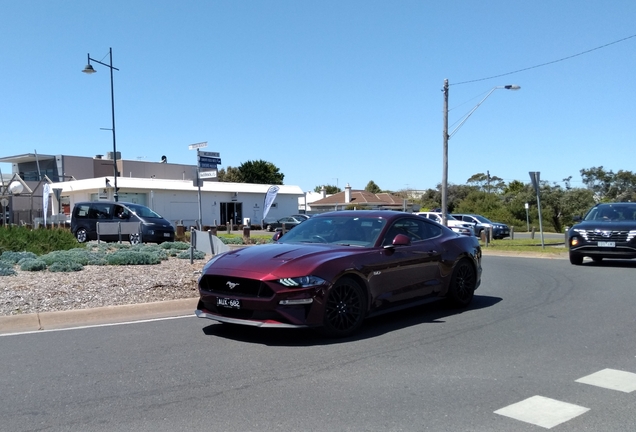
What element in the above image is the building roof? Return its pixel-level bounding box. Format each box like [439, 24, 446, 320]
[310, 190, 406, 207]
[0, 153, 56, 165]
[49, 176, 303, 195]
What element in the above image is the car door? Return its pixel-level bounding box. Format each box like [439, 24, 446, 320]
[366, 217, 443, 309]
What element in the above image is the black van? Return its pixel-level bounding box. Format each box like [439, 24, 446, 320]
[71, 201, 175, 244]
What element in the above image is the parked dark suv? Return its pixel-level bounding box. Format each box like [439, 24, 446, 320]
[567, 202, 636, 265]
[71, 201, 175, 244]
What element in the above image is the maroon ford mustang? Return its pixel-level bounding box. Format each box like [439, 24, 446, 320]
[196, 210, 482, 337]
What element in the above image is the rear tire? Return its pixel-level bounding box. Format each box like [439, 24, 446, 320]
[129, 233, 141, 245]
[320, 277, 365, 338]
[569, 253, 583, 265]
[447, 258, 476, 307]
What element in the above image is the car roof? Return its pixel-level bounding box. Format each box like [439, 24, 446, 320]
[315, 210, 412, 220]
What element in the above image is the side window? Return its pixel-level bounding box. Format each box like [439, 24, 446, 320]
[74, 204, 90, 219]
[89, 204, 113, 220]
[382, 219, 440, 245]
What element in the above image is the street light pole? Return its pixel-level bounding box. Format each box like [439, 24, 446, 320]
[83, 48, 120, 202]
[441, 80, 520, 226]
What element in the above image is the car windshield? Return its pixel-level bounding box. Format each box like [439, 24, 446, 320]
[584, 205, 636, 222]
[277, 215, 387, 247]
[473, 215, 492, 223]
[125, 204, 164, 219]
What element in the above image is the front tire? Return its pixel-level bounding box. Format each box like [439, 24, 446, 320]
[569, 253, 583, 265]
[129, 233, 141, 245]
[447, 258, 476, 307]
[320, 277, 365, 338]
[75, 228, 88, 243]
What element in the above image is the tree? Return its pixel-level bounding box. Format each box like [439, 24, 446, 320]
[314, 185, 341, 194]
[237, 160, 284, 184]
[365, 180, 381, 193]
[466, 171, 505, 194]
[217, 166, 243, 183]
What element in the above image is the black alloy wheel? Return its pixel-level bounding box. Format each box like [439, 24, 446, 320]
[321, 277, 365, 338]
[447, 258, 476, 307]
[129, 233, 141, 245]
[569, 253, 583, 265]
[75, 228, 88, 243]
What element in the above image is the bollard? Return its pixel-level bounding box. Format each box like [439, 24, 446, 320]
[226, 222, 231, 234]
[510, 226, 514, 240]
[209, 225, 217, 236]
[531, 227, 535, 239]
[243, 225, 250, 242]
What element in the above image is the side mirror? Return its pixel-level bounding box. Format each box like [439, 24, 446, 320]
[272, 231, 283, 241]
[384, 233, 411, 249]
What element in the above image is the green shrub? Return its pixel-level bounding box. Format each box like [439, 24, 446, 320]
[0, 261, 16, 276]
[49, 261, 84, 272]
[0, 226, 78, 255]
[160, 241, 190, 250]
[40, 249, 107, 266]
[177, 250, 206, 260]
[19, 258, 48, 271]
[1, 251, 38, 264]
[106, 250, 162, 265]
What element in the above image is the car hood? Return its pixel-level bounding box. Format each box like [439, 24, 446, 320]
[203, 242, 366, 279]
[571, 221, 636, 231]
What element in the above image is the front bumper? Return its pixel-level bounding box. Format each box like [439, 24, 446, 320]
[195, 308, 307, 328]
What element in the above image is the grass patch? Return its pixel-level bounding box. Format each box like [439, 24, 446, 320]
[481, 237, 566, 255]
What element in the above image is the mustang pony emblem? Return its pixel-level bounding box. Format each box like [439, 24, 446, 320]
[226, 281, 240, 289]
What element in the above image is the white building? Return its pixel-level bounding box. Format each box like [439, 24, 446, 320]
[49, 176, 303, 227]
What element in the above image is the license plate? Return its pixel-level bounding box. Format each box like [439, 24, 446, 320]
[598, 241, 615, 247]
[217, 298, 241, 309]
[164, 232, 171, 237]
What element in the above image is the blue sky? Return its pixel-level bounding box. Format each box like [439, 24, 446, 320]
[1, 1, 635, 193]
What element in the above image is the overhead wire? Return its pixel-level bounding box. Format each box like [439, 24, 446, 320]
[450, 34, 636, 86]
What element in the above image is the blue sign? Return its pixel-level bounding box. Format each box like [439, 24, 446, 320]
[199, 162, 218, 169]
[198, 156, 221, 165]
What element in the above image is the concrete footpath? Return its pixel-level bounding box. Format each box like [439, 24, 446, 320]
[0, 297, 199, 336]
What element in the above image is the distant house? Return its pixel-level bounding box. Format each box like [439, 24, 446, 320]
[309, 183, 414, 212]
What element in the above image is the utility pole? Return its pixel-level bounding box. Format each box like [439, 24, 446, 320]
[441, 79, 449, 226]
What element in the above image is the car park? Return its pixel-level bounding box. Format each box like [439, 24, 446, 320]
[453, 214, 510, 239]
[416, 212, 475, 236]
[567, 202, 636, 265]
[196, 210, 482, 337]
[71, 201, 175, 244]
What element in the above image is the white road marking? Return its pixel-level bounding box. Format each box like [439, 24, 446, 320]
[576, 368, 636, 393]
[494, 395, 589, 429]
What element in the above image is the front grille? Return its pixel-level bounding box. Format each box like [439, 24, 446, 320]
[582, 230, 629, 242]
[199, 275, 274, 298]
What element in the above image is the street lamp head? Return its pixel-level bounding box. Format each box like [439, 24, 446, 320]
[504, 85, 521, 90]
[82, 64, 97, 74]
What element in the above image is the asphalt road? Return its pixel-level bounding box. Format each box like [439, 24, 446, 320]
[2, 256, 636, 431]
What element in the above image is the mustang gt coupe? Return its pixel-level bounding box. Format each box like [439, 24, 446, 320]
[196, 210, 482, 337]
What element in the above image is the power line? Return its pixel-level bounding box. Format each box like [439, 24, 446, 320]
[451, 34, 636, 86]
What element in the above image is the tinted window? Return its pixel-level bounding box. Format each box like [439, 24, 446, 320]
[88, 203, 113, 220]
[382, 218, 441, 246]
[74, 204, 91, 219]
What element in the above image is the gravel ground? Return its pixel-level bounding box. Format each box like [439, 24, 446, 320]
[0, 256, 208, 316]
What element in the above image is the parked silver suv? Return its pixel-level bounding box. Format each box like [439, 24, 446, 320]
[452, 214, 510, 239]
[416, 212, 475, 236]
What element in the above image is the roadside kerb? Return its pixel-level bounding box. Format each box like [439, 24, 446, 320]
[0, 297, 199, 336]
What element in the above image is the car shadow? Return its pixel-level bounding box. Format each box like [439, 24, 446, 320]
[201, 295, 502, 346]
[581, 259, 636, 268]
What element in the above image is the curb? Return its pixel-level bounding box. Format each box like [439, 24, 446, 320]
[0, 297, 199, 335]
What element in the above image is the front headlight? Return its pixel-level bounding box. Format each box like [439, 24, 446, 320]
[279, 275, 328, 288]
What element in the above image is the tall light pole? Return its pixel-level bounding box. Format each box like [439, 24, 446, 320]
[441, 80, 520, 226]
[83, 48, 120, 202]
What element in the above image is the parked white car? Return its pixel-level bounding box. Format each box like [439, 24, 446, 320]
[415, 212, 476, 236]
